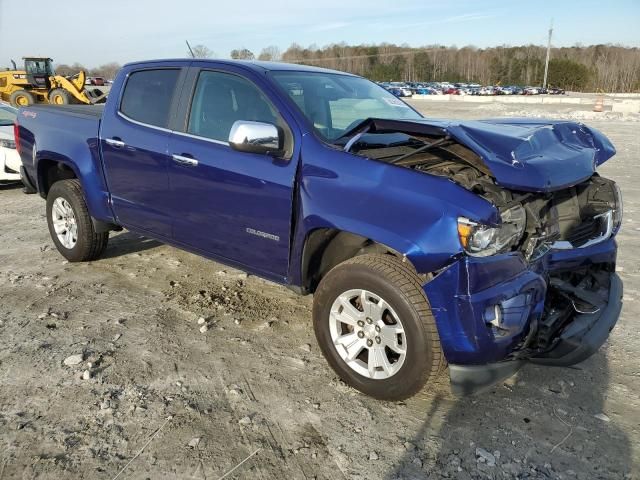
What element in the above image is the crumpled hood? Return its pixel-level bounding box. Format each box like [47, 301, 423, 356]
[365, 117, 616, 192]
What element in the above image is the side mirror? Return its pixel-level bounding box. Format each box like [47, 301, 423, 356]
[228, 120, 284, 157]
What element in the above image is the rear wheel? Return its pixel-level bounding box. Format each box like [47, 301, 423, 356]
[9, 90, 35, 107]
[48, 88, 71, 105]
[46, 179, 109, 262]
[313, 254, 444, 400]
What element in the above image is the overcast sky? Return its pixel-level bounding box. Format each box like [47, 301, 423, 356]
[1, 0, 638, 67]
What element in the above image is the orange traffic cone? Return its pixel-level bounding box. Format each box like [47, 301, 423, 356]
[593, 95, 604, 112]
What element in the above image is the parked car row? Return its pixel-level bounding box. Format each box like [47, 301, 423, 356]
[84, 77, 113, 86]
[377, 81, 565, 97]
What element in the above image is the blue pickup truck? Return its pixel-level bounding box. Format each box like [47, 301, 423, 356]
[15, 59, 623, 400]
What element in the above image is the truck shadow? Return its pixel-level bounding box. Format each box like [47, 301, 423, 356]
[384, 349, 632, 479]
[100, 231, 163, 259]
[0, 182, 23, 191]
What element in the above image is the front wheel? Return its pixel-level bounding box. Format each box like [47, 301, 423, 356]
[9, 90, 36, 107]
[48, 88, 71, 105]
[313, 254, 445, 400]
[46, 179, 109, 262]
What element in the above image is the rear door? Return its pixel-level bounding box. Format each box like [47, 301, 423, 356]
[100, 64, 187, 237]
[166, 66, 299, 280]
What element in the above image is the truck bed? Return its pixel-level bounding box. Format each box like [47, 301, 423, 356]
[30, 104, 104, 119]
[18, 103, 106, 211]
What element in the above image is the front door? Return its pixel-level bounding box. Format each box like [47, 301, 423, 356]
[167, 68, 298, 280]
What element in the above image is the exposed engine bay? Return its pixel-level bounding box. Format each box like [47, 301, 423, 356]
[348, 131, 622, 261]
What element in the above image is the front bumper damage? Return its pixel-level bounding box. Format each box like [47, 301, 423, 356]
[529, 272, 622, 367]
[424, 238, 622, 395]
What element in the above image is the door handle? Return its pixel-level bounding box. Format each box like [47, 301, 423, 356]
[105, 138, 126, 148]
[172, 154, 198, 167]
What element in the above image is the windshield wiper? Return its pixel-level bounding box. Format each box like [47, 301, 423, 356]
[389, 136, 451, 165]
[335, 118, 373, 147]
[343, 131, 368, 152]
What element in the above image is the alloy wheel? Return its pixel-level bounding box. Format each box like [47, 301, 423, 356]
[329, 289, 407, 379]
[51, 197, 78, 249]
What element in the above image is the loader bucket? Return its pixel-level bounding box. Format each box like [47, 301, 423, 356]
[50, 75, 107, 105]
[85, 88, 108, 104]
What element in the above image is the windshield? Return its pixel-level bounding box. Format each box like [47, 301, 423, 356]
[271, 71, 422, 142]
[0, 105, 17, 126]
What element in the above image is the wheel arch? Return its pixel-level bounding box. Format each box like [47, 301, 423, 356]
[37, 157, 80, 198]
[31, 142, 116, 225]
[298, 227, 417, 294]
[36, 157, 119, 233]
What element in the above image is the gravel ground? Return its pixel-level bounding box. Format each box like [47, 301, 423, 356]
[0, 100, 639, 479]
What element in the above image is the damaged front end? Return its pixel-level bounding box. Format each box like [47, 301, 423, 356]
[432, 259, 622, 396]
[344, 117, 623, 395]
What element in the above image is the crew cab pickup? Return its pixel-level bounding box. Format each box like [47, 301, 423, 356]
[15, 59, 623, 400]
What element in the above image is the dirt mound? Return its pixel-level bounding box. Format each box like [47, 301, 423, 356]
[169, 276, 303, 323]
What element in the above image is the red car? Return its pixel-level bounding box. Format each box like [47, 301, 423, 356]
[90, 77, 105, 86]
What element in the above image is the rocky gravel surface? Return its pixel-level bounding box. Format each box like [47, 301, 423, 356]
[0, 102, 638, 479]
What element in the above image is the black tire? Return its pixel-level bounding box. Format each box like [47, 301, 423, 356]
[46, 179, 109, 262]
[9, 90, 36, 107]
[313, 254, 445, 400]
[48, 88, 71, 105]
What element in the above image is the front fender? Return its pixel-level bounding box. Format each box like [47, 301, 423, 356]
[287, 139, 499, 284]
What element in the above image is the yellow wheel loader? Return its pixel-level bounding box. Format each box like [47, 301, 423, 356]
[0, 57, 107, 107]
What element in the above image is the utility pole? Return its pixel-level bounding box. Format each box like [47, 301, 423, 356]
[185, 40, 195, 59]
[543, 20, 553, 89]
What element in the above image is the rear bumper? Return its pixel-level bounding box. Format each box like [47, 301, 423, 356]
[424, 238, 622, 394]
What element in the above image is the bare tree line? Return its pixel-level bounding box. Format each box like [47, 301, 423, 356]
[278, 43, 640, 92]
[55, 62, 121, 81]
[54, 42, 640, 92]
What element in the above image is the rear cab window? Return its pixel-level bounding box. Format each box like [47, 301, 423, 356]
[119, 69, 181, 128]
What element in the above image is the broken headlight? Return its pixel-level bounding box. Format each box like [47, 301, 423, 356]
[612, 182, 623, 234]
[458, 205, 526, 257]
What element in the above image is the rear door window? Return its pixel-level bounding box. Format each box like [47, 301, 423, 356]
[120, 69, 180, 128]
